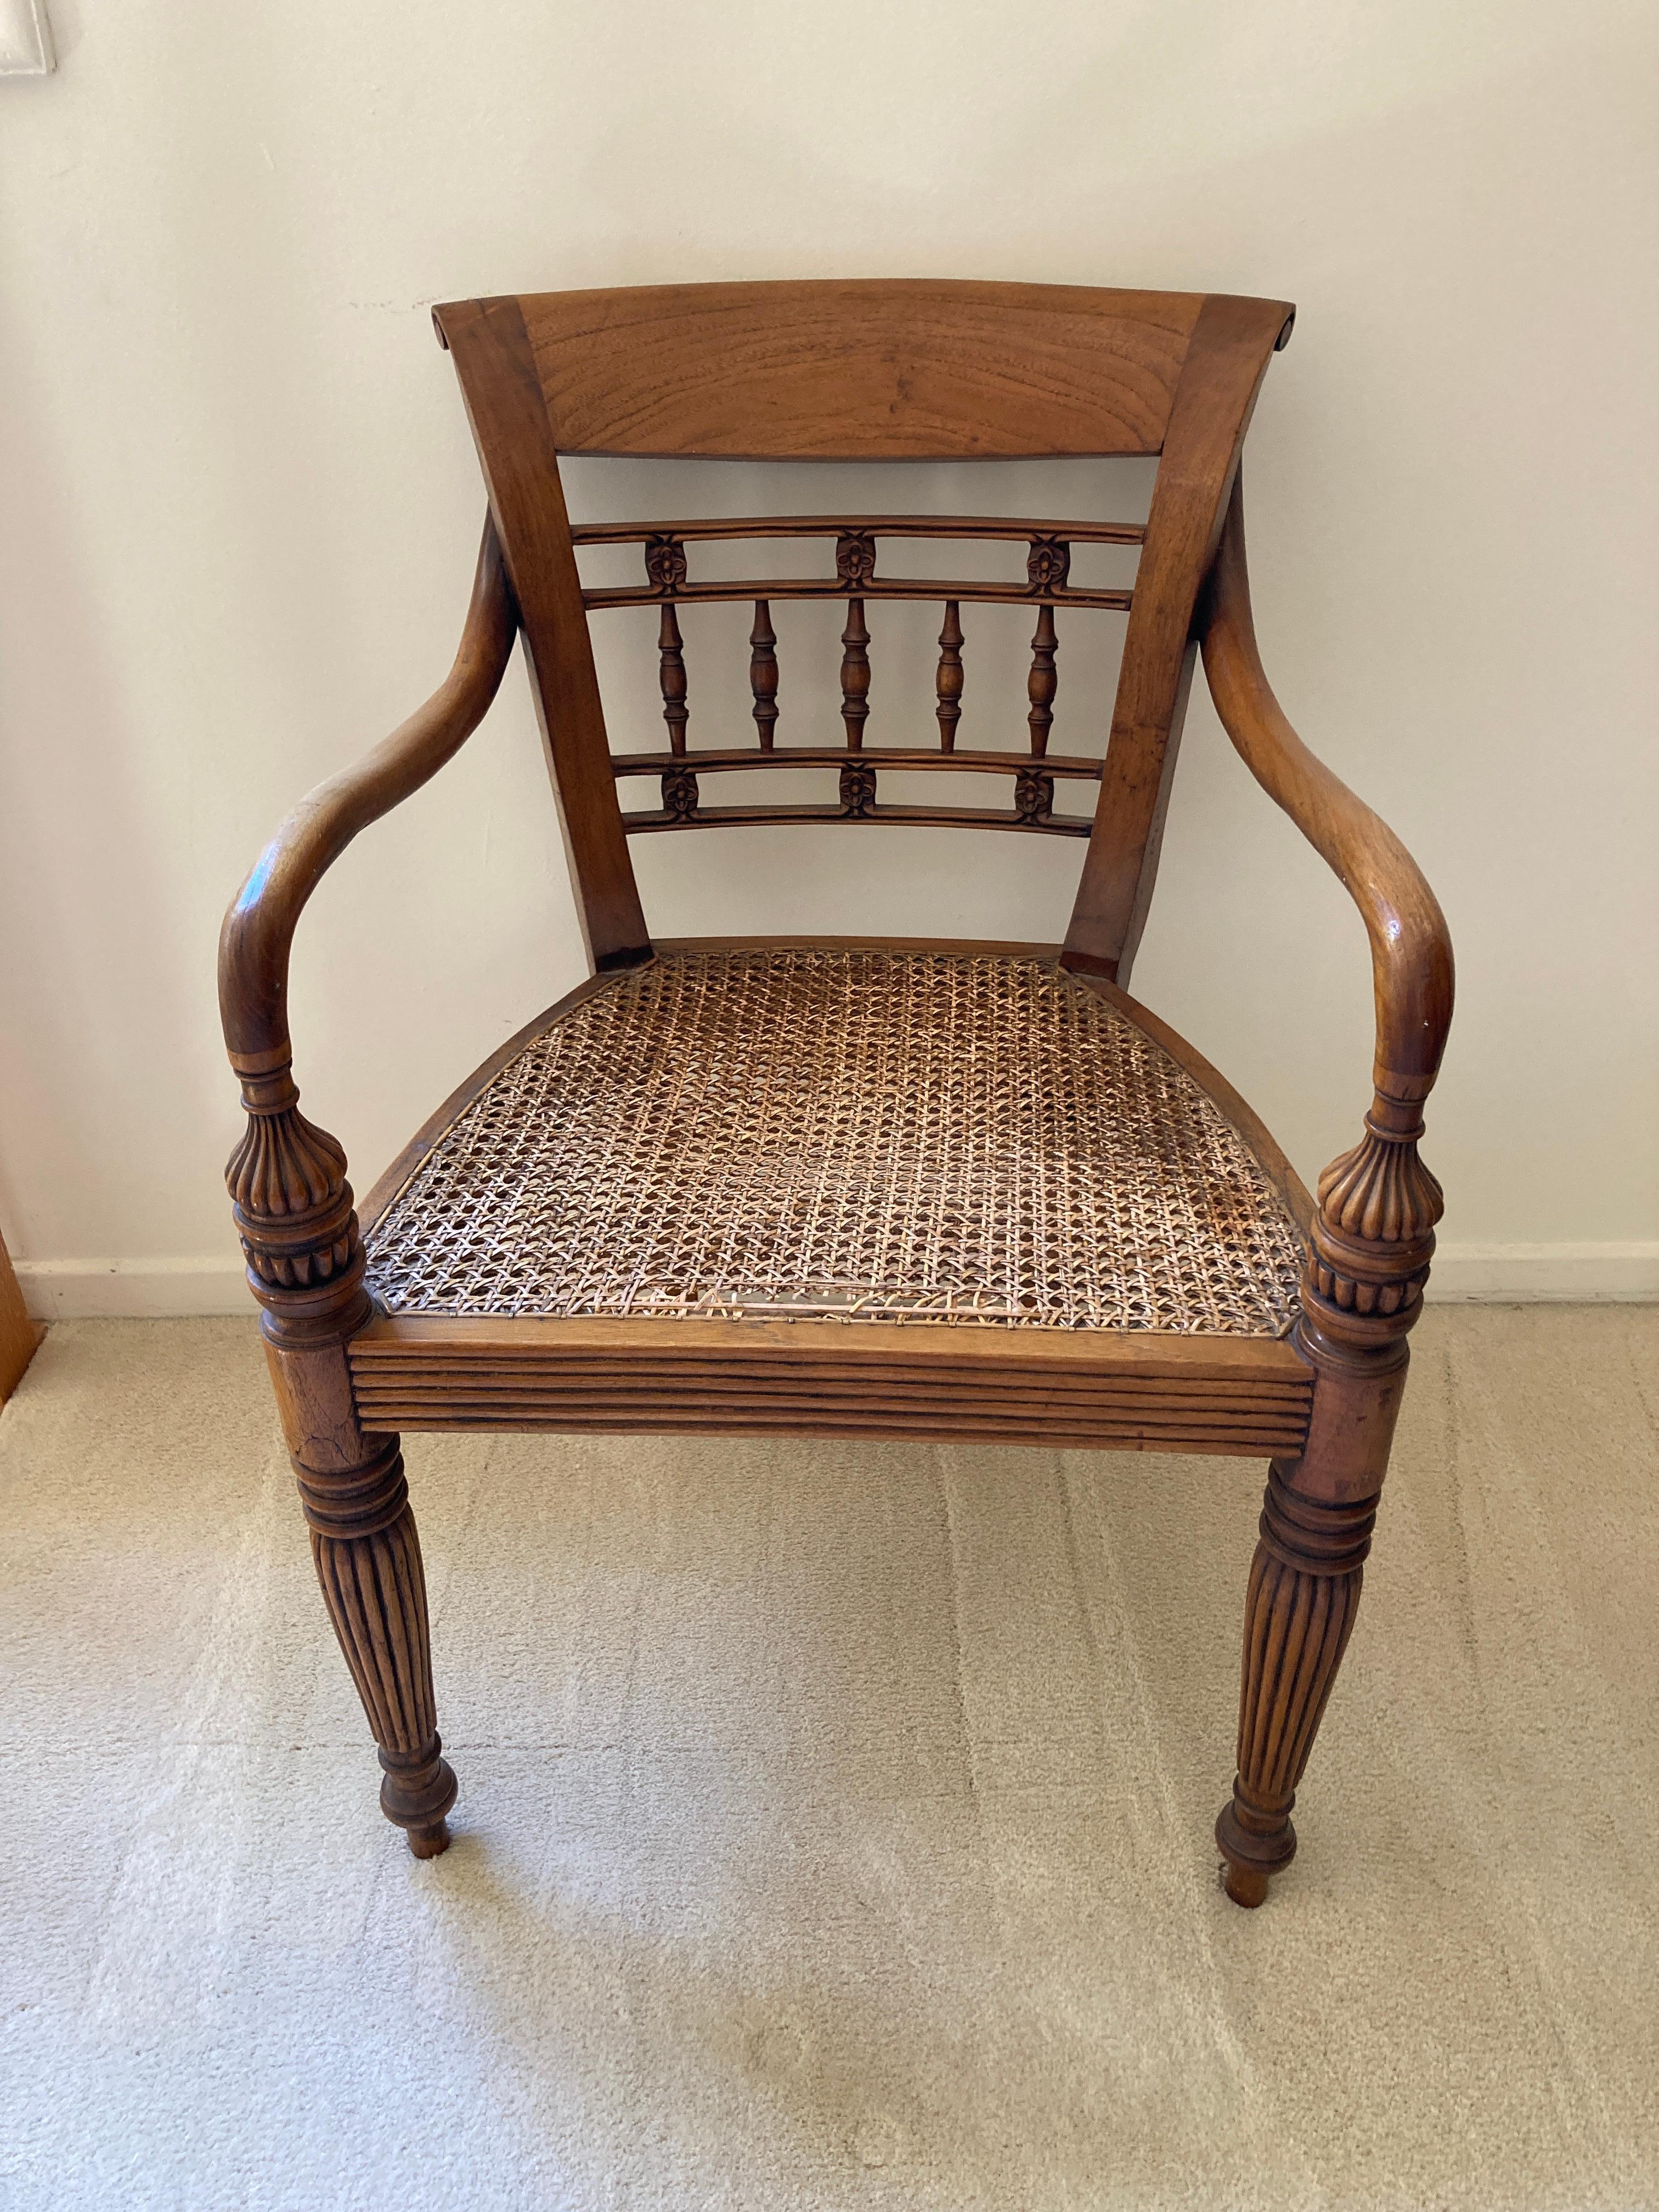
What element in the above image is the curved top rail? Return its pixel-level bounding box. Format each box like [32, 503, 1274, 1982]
[442, 280, 1214, 459]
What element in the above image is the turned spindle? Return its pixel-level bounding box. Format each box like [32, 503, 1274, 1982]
[840, 598, 871, 750]
[935, 601, 963, 751]
[749, 599, 778, 749]
[657, 603, 695, 817]
[657, 603, 688, 754]
[1027, 604, 1058, 758]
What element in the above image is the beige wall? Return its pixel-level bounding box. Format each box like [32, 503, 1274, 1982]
[1, 0, 1654, 1313]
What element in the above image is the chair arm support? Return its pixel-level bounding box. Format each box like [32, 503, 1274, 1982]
[1199, 476, 1455, 1361]
[218, 517, 517, 1065]
[1199, 476, 1453, 1103]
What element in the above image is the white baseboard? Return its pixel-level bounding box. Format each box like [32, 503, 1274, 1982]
[16, 1258, 252, 1319]
[15, 1243, 1659, 1319]
[1424, 1242, 1659, 1303]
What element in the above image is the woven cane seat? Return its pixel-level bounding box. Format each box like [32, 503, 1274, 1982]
[363, 949, 1304, 1335]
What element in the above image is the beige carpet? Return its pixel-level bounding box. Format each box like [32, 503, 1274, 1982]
[2, 1310, 1655, 2210]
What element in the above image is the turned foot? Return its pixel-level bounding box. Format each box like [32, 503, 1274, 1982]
[377, 1735, 458, 1857]
[1216, 1786, 1297, 1906]
[1218, 1858, 1271, 1909]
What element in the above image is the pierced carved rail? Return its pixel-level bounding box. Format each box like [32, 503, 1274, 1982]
[572, 514, 1146, 547]
[586, 576, 1133, 612]
[610, 748, 1103, 781]
[579, 514, 1138, 833]
[624, 802, 1095, 838]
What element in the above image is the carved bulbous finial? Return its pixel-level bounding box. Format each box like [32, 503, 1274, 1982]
[1317, 1115, 1443, 1245]
[225, 1057, 363, 1310]
[1304, 1092, 1443, 1342]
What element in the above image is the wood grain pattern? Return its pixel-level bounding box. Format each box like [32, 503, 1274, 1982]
[507, 280, 1205, 458]
[349, 1312, 1313, 1454]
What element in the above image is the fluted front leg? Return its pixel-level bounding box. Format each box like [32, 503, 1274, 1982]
[298, 1436, 456, 1855]
[1216, 1466, 1376, 1905]
[1218, 1078, 1442, 1907]
[227, 1046, 455, 1858]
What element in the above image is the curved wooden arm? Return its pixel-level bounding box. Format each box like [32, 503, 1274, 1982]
[1199, 475, 1453, 1102]
[219, 517, 518, 1064]
[1200, 473, 1454, 1362]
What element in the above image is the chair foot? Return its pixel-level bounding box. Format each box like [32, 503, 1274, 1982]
[379, 1738, 458, 1858]
[1215, 1794, 1295, 1908]
[1221, 1861, 1270, 1909]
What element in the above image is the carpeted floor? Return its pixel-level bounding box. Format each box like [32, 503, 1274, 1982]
[2, 1310, 1655, 2210]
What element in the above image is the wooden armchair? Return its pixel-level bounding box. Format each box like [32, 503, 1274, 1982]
[220, 283, 1452, 1906]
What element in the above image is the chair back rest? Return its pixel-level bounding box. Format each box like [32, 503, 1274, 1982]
[434, 280, 1293, 979]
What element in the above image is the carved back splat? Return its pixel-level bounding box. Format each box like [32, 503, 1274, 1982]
[435, 281, 1293, 983]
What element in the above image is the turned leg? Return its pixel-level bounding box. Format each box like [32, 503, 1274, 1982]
[1216, 1463, 1376, 1906]
[226, 1044, 456, 1858]
[299, 1435, 457, 1858]
[1218, 1079, 1442, 1906]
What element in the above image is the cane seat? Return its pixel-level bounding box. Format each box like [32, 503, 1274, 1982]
[362, 946, 1303, 1337]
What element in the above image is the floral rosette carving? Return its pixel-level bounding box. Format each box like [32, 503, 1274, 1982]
[1026, 535, 1071, 593]
[661, 765, 699, 820]
[839, 760, 878, 817]
[1014, 768, 1055, 823]
[836, 532, 877, 588]
[644, 534, 688, 595]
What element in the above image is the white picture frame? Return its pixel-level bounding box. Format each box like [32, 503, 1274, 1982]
[0, 0, 55, 75]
